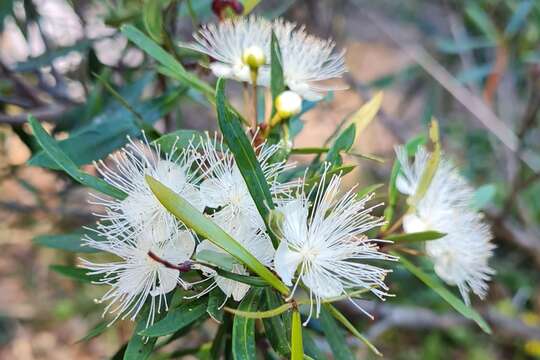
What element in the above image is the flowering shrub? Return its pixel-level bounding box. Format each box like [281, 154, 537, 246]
[26, 10, 495, 360]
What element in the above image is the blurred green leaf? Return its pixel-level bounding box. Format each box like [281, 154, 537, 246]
[140, 298, 208, 337]
[125, 302, 168, 360]
[319, 307, 355, 360]
[356, 183, 384, 199]
[143, 0, 163, 43]
[505, 0, 534, 37]
[457, 64, 493, 84]
[33, 229, 103, 253]
[146, 175, 289, 295]
[270, 31, 285, 110]
[397, 253, 492, 334]
[232, 289, 261, 360]
[326, 124, 355, 165]
[77, 321, 109, 343]
[49, 265, 100, 283]
[28, 116, 127, 200]
[15, 40, 93, 72]
[465, 2, 499, 42]
[385, 231, 446, 243]
[325, 303, 381, 356]
[473, 184, 497, 210]
[302, 330, 325, 360]
[291, 309, 304, 360]
[435, 37, 494, 54]
[304, 165, 355, 189]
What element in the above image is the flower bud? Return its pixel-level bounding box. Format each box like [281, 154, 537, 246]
[242, 46, 266, 70]
[275, 90, 302, 119]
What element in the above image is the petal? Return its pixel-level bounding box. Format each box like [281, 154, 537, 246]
[182, 184, 205, 212]
[209, 63, 234, 79]
[274, 241, 303, 286]
[163, 230, 196, 264]
[287, 81, 323, 101]
[215, 265, 250, 301]
[150, 267, 180, 296]
[302, 269, 343, 299]
[200, 178, 228, 208]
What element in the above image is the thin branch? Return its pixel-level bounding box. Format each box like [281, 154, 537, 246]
[0, 105, 67, 125]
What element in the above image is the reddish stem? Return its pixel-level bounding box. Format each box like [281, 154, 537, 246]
[147, 251, 192, 272]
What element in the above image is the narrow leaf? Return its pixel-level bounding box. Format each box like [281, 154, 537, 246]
[348, 91, 383, 141]
[325, 304, 382, 356]
[291, 309, 304, 360]
[77, 321, 109, 343]
[356, 183, 384, 199]
[225, 303, 291, 319]
[232, 289, 261, 360]
[50, 265, 100, 283]
[28, 116, 127, 200]
[270, 31, 285, 105]
[262, 288, 291, 357]
[397, 253, 492, 334]
[385, 231, 446, 243]
[154, 129, 204, 154]
[207, 288, 226, 323]
[34, 230, 101, 253]
[146, 176, 289, 295]
[142, 0, 163, 43]
[140, 298, 208, 337]
[319, 307, 355, 360]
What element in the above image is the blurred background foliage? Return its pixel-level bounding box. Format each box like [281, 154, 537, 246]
[0, 0, 539, 359]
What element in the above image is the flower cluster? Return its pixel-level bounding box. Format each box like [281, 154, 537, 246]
[396, 146, 495, 304]
[81, 136, 394, 326]
[184, 16, 347, 101]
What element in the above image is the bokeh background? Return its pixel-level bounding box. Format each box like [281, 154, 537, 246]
[1, 0, 540, 359]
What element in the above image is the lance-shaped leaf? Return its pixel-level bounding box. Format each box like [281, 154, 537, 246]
[142, 0, 163, 43]
[215, 78, 280, 247]
[385, 230, 446, 243]
[124, 302, 168, 360]
[270, 31, 285, 107]
[232, 289, 261, 360]
[397, 253, 492, 334]
[348, 91, 383, 142]
[28, 116, 127, 200]
[34, 228, 102, 253]
[291, 309, 304, 360]
[262, 288, 291, 357]
[319, 307, 355, 360]
[146, 175, 289, 296]
[139, 298, 208, 337]
[50, 265, 101, 283]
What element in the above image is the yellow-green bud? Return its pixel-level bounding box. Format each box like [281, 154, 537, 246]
[275, 90, 302, 119]
[242, 46, 266, 69]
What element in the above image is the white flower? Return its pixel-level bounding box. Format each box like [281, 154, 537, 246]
[184, 16, 271, 83]
[195, 217, 275, 302]
[396, 146, 495, 304]
[196, 134, 294, 234]
[80, 229, 195, 327]
[91, 136, 204, 243]
[270, 19, 347, 101]
[273, 171, 395, 321]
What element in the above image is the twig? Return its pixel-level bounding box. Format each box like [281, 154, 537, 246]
[147, 251, 192, 272]
[0, 105, 67, 125]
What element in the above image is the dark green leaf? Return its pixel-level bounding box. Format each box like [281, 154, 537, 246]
[302, 330, 325, 360]
[50, 265, 101, 283]
[154, 129, 204, 154]
[124, 303, 165, 360]
[465, 3, 499, 42]
[262, 288, 291, 357]
[143, 0, 163, 43]
[28, 116, 127, 200]
[397, 253, 492, 334]
[216, 78, 279, 248]
[33, 229, 102, 253]
[385, 231, 446, 243]
[319, 307, 355, 360]
[326, 124, 356, 166]
[232, 289, 261, 360]
[270, 31, 285, 107]
[77, 321, 109, 343]
[140, 298, 208, 337]
[207, 288, 226, 323]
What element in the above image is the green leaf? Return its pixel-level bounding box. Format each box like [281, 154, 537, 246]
[215, 78, 280, 248]
[347, 92, 383, 142]
[326, 124, 355, 165]
[207, 288, 226, 323]
[77, 321, 109, 343]
[28, 116, 127, 200]
[465, 3, 499, 42]
[210, 316, 230, 358]
[142, 0, 163, 43]
[33, 227, 104, 253]
[473, 184, 497, 210]
[385, 231, 446, 243]
[225, 303, 291, 319]
[324, 304, 381, 356]
[124, 303, 166, 360]
[291, 309, 304, 360]
[356, 183, 384, 199]
[154, 129, 204, 154]
[303, 165, 355, 189]
[262, 288, 291, 357]
[50, 265, 101, 283]
[140, 298, 208, 337]
[270, 31, 285, 107]
[302, 330, 325, 360]
[504, 0, 534, 37]
[15, 40, 93, 72]
[397, 253, 492, 334]
[29, 88, 181, 169]
[121, 24, 214, 98]
[216, 269, 268, 287]
[232, 289, 261, 360]
[196, 249, 236, 271]
[146, 175, 289, 296]
[240, 0, 261, 14]
[319, 307, 355, 360]
[435, 37, 494, 54]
